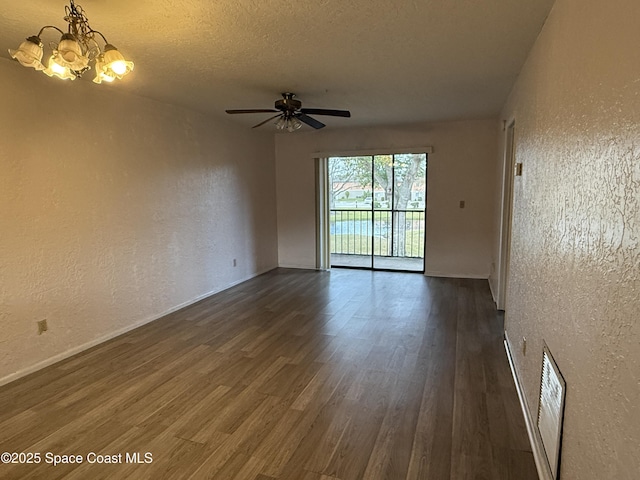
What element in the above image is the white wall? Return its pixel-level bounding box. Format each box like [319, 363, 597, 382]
[275, 120, 498, 278]
[0, 59, 278, 384]
[495, 0, 640, 478]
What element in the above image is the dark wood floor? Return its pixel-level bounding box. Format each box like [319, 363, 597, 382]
[0, 268, 537, 480]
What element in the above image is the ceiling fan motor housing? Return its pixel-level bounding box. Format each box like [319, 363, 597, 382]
[275, 93, 302, 112]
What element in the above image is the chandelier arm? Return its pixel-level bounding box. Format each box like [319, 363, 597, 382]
[84, 36, 103, 60]
[37, 25, 66, 37]
[89, 30, 109, 45]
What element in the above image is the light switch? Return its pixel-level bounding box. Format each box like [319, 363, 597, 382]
[515, 162, 523, 176]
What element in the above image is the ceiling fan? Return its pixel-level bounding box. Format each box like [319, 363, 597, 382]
[225, 93, 351, 131]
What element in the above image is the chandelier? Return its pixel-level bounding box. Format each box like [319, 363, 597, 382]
[8, 1, 133, 84]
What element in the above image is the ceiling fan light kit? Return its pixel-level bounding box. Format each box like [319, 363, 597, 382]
[226, 93, 351, 132]
[8, 0, 133, 84]
[276, 116, 303, 132]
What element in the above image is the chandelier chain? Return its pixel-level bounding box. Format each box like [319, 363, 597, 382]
[65, 0, 93, 39]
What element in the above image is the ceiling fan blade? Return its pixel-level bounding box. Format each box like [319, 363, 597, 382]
[297, 113, 326, 129]
[300, 108, 351, 117]
[252, 114, 282, 129]
[226, 109, 279, 114]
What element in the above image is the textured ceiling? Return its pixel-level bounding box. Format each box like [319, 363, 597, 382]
[0, 0, 555, 129]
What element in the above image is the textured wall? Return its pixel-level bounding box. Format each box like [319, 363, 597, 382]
[275, 120, 498, 278]
[499, 0, 640, 478]
[0, 60, 278, 384]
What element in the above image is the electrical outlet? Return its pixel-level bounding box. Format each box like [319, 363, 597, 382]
[233, 259, 237, 267]
[459, 200, 465, 209]
[37, 319, 48, 335]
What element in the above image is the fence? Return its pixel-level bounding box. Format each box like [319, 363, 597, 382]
[330, 209, 425, 258]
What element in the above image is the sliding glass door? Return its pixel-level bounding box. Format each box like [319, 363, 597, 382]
[329, 153, 427, 272]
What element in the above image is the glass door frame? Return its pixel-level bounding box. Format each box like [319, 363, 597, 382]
[321, 148, 431, 273]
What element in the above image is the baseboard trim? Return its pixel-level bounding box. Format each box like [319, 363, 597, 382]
[504, 332, 553, 480]
[277, 266, 490, 278]
[423, 270, 489, 279]
[0, 267, 277, 388]
[488, 277, 498, 305]
[278, 264, 317, 270]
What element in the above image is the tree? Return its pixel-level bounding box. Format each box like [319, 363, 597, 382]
[328, 156, 370, 208]
[389, 154, 426, 256]
[348, 154, 426, 256]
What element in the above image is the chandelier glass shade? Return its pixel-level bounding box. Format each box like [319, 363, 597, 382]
[8, 1, 133, 84]
[8, 37, 45, 71]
